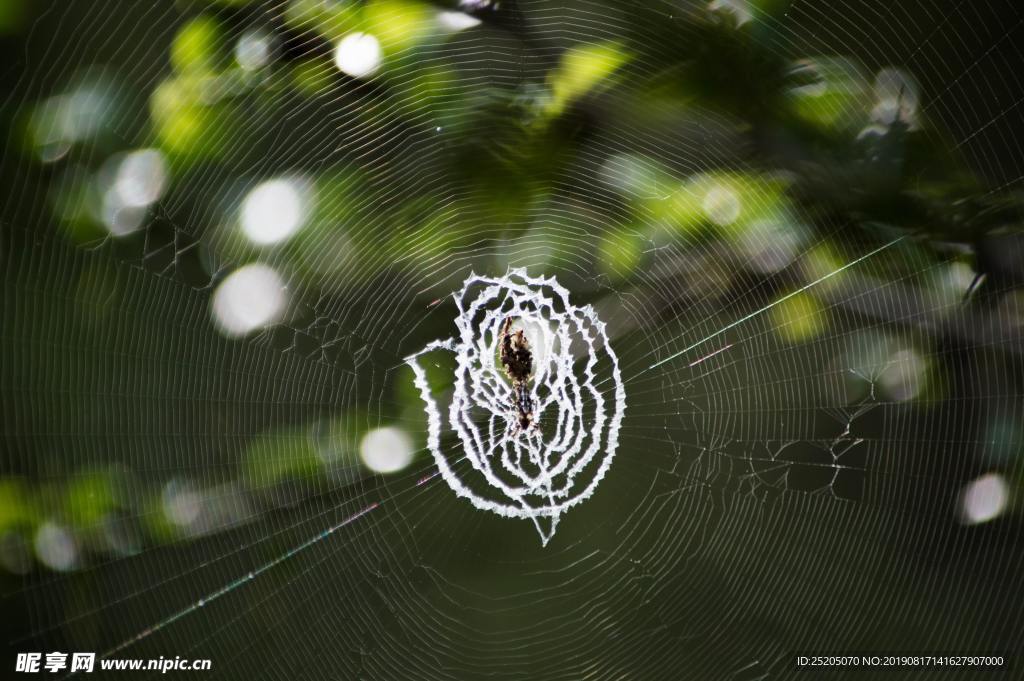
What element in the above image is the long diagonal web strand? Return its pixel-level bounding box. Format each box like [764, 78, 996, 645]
[636, 236, 907, 377]
[97, 503, 379, 661]
[81, 460, 450, 670]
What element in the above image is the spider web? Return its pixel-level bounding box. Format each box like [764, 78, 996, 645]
[3, 0, 1024, 679]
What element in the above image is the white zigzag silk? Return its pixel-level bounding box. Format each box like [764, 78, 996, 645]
[406, 269, 626, 545]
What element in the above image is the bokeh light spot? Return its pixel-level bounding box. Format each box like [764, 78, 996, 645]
[241, 178, 308, 245]
[334, 33, 382, 79]
[877, 348, 927, 401]
[162, 479, 202, 528]
[438, 11, 481, 31]
[360, 427, 414, 474]
[702, 184, 741, 226]
[235, 29, 273, 71]
[960, 473, 1009, 525]
[211, 263, 288, 337]
[114, 148, 168, 208]
[35, 522, 77, 571]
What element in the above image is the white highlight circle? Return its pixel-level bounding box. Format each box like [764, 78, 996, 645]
[241, 178, 306, 245]
[334, 33, 382, 79]
[960, 473, 1009, 525]
[211, 263, 287, 337]
[360, 427, 415, 474]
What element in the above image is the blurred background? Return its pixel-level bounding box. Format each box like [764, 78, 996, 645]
[2, 0, 1024, 678]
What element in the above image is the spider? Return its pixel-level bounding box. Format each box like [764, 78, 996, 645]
[498, 317, 535, 432]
